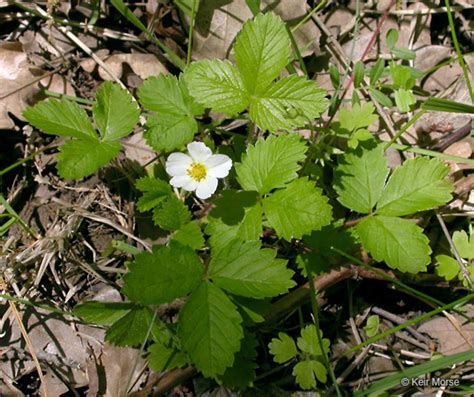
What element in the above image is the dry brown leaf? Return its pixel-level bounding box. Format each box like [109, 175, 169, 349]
[85, 343, 145, 397]
[418, 305, 474, 355]
[0, 41, 74, 130]
[80, 52, 168, 81]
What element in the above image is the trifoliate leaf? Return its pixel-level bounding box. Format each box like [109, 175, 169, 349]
[338, 103, 378, 132]
[249, 75, 328, 132]
[172, 221, 204, 249]
[356, 216, 431, 273]
[234, 13, 291, 94]
[122, 242, 203, 305]
[263, 178, 332, 240]
[136, 177, 172, 212]
[148, 341, 188, 372]
[293, 360, 327, 390]
[184, 59, 248, 116]
[23, 98, 97, 140]
[178, 282, 244, 378]
[208, 238, 295, 299]
[235, 135, 307, 194]
[364, 315, 380, 337]
[106, 306, 156, 347]
[453, 230, 474, 260]
[73, 301, 135, 326]
[56, 139, 120, 179]
[153, 195, 191, 231]
[219, 332, 258, 388]
[376, 158, 452, 216]
[297, 325, 330, 357]
[93, 81, 140, 141]
[269, 332, 297, 364]
[144, 114, 197, 153]
[334, 142, 389, 214]
[435, 255, 459, 281]
[138, 75, 202, 152]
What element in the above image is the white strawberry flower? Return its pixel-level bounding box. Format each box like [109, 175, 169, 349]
[165, 142, 233, 200]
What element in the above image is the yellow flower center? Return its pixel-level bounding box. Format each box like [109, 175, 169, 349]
[187, 162, 207, 182]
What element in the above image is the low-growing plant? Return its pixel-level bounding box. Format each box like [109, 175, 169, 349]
[22, 10, 472, 394]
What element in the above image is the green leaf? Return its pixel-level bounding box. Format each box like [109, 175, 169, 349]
[269, 332, 297, 363]
[386, 28, 398, 49]
[334, 142, 389, 214]
[106, 307, 156, 347]
[369, 58, 385, 85]
[353, 61, 365, 88]
[23, 99, 97, 140]
[219, 332, 258, 388]
[453, 230, 474, 260]
[329, 64, 340, 88]
[136, 177, 172, 212]
[207, 203, 262, 252]
[394, 88, 416, 112]
[93, 81, 140, 141]
[263, 178, 332, 240]
[232, 296, 270, 325]
[435, 255, 459, 281]
[138, 75, 202, 152]
[338, 103, 378, 133]
[122, 242, 203, 305]
[148, 341, 188, 372]
[391, 47, 416, 60]
[235, 134, 307, 194]
[249, 75, 328, 132]
[234, 13, 291, 94]
[184, 59, 248, 116]
[293, 360, 327, 390]
[153, 195, 191, 231]
[73, 301, 135, 326]
[376, 158, 452, 216]
[56, 139, 120, 180]
[178, 282, 244, 377]
[369, 88, 393, 108]
[208, 238, 295, 299]
[356, 216, 431, 273]
[390, 63, 416, 89]
[297, 325, 330, 357]
[144, 114, 197, 153]
[364, 315, 380, 337]
[138, 74, 202, 117]
[172, 221, 204, 249]
[421, 98, 474, 114]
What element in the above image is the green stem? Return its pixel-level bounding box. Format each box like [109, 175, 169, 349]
[304, 262, 342, 396]
[444, 0, 474, 103]
[291, 0, 326, 33]
[186, 0, 198, 66]
[384, 109, 426, 150]
[43, 90, 94, 105]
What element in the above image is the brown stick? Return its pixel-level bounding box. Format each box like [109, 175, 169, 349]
[264, 265, 391, 324]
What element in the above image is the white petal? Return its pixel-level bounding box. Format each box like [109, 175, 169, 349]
[187, 142, 212, 162]
[166, 153, 192, 177]
[170, 175, 198, 191]
[195, 176, 218, 199]
[205, 154, 233, 178]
